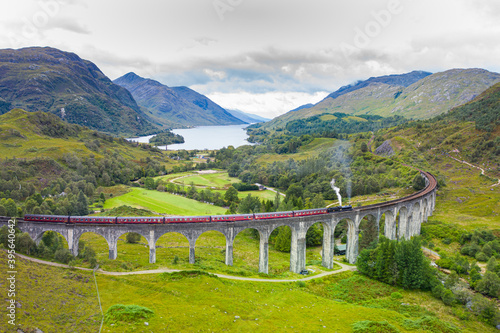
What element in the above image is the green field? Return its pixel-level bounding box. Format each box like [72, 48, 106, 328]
[102, 187, 226, 216]
[77, 227, 335, 278]
[3, 250, 496, 333]
[170, 171, 241, 189]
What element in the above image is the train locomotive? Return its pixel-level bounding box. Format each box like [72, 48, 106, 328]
[24, 205, 353, 224]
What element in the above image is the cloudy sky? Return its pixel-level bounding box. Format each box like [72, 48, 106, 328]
[1, 0, 499, 118]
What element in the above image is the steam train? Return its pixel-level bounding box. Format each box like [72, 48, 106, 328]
[24, 205, 353, 224]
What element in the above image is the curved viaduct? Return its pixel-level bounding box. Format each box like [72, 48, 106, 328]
[5, 172, 437, 274]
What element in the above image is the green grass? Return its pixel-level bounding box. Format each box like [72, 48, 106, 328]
[256, 138, 337, 164]
[171, 171, 241, 189]
[0, 251, 100, 332]
[6, 250, 497, 333]
[102, 187, 226, 216]
[76, 229, 338, 278]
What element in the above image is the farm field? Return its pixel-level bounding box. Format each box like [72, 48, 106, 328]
[102, 187, 226, 216]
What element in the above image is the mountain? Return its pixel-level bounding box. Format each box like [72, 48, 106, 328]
[325, 70, 432, 100]
[290, 103, 314, 112]
[446, 81, 500, 132]
[0, 47, 156, 136]
[114, 72, 246, 127]
[377, 81, 500, 178]
[262, 69, 500, 130]
[226, 109, 270, 123]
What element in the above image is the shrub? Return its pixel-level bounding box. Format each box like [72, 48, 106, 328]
[475, 271, 500, 298]
[402, 316, 460, 333]
[104, 304, 154, 324]
[436, 258, 453, 269]
[476, 252, 489, 262]
[352, 320, 400, 333]
[441, 289, 456, 306]
[390, 292, 403, 300]
[172, 256, 179, 264]
[296, 281, 306, 288]
[126, 232, 141, 244]
[54, 248, 73, 264]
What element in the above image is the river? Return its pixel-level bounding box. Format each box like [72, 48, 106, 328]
[127, 124, 254, 150]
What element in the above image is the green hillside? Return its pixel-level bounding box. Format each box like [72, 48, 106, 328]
[262, 69, 500, 130]
[0, 47, 157, 136]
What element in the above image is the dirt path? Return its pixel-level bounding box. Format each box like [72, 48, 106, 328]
[14, 252, 356, 282]
[261, 185, 286, 197]
[448, 154, 500, 187]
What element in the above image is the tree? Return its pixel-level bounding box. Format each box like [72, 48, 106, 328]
[306, 223, 323, 246]
[17, 233, 36, 255]
[224, 186, 239, 204]
[144, 177, 155, 190]
[228, 162, 240, 177]
[5, 199, 17, 217]
[237, 194, 261, 213]
[76, 190, 89, 215]
[360, 142, 368, 153]
[395, 237, 425, 289]
[311, 194, 325, 209]
[126, 232, 142, 244]
[273, 190, 281, 212]
[24, 198, 38, 214]
[286, 183, 303, 199]
[274, 226, 291, 252]
[476, 271, 500, 298]
[412, 174, 426, 191]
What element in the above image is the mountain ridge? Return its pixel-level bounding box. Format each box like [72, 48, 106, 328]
[262, 68, 500, 130]
[226, 109, 270, 123]
[0, 47, 157, 136]
[114, 72, 246, 128]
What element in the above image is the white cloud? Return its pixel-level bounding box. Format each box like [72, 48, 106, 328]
[206, 91, 330, 118]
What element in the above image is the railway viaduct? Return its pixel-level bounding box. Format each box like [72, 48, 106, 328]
[2, 172, 437, 274]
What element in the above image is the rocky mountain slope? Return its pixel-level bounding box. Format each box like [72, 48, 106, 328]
[0, 47, 156, 136]
[114, 72, 245, 128]
[263, 69, 500, 129]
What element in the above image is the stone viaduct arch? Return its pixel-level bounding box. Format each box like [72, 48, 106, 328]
[3, 172, 437, 274]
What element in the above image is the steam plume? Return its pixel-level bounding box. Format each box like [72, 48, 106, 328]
[330, 178, 342, 206]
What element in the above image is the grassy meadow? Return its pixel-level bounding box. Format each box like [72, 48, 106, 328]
[102, 187, 227, 216]
[3, 250, 498, 333]
[75, 228, 336, 278]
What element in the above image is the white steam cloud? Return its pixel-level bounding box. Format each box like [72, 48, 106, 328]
[330, 178, 342, 207]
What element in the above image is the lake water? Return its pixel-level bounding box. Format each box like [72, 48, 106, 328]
[128, 124, 254, 150]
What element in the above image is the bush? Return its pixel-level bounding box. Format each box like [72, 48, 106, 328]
[436, 258, 453, 269]
[126, 232, 141, 244]
[390, 292, 403, 300]
[402, 316, 460, 333]
[441, 289, 456, 306]
[352, 320, 400, 333]
[296, 281, 306, 288]
[475, 271, 500, 298]
[54, 248, 73, 264]
[104, 304, 154, 324]
[476, 252, 489, 262]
